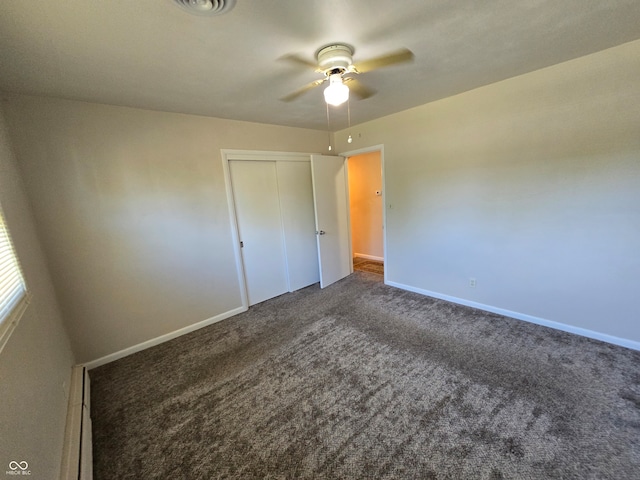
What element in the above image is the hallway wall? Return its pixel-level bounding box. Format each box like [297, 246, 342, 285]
[348, 151, 383, 260]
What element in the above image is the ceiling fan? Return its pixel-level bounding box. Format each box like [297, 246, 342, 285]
[280, 43, 414, 106]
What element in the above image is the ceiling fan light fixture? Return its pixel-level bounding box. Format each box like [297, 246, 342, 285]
[323, 74, 349, 106]
[317, 44, 354, 72]
[173, 0, 236, 16]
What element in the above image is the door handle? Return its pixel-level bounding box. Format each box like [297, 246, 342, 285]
[316, 230, 326, 235]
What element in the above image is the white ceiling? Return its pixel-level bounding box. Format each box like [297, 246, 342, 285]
[1, 0, 639, 131]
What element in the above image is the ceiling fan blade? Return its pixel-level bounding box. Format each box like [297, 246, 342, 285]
[280, 78, 326, 102]
[278, 53, 320, 71]
[344, 77, 376, 100]
[351, 48, 414, 74]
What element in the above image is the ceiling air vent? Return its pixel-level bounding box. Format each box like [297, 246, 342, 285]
[173, 0, 236, 16]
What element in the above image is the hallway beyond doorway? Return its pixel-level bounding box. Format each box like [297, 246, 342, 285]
[353, 256, 384, 276]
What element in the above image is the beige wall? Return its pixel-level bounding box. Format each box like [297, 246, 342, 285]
[348, 152, 383, 259]
[2, 95, 328, 363]
[3, 37, 640, 370]
[336, 39, 640, 345]
[0, 107, 75, 478]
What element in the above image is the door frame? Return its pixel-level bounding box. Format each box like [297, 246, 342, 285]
[338, 144, 388, 285]
[221, 149, 313, 310]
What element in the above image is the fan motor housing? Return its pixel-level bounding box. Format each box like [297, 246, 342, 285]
[316, 44, 354, 74]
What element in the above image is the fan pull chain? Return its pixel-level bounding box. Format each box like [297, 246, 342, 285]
[326, 103, 332, 151]
[347, 98, 353, 144]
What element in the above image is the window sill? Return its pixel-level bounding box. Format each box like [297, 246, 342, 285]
[0, 293, 32, 355]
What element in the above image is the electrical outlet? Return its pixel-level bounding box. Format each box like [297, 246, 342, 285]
[469, 278, 477, 288]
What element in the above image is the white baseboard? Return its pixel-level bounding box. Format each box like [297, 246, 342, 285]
[60, 366, 92, 480]
[82, 306, 247, 370]
[354, 253, 384, 262]
[385, 280, 640, 352]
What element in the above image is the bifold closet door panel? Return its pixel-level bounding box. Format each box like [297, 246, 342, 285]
[276, 161, 320, 291]
[229, 161, 288, 306]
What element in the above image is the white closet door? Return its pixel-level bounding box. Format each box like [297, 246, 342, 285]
[230, 161, 288, 306]
[276, 161, 320, 291]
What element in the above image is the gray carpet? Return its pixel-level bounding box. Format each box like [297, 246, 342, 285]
[90, 272, 640, 479]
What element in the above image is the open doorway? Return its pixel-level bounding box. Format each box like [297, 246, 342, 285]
[347, 150, 384, 277]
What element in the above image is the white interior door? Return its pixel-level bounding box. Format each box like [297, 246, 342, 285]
[311, 155, 352, 288]
[230, 161, 289, 305]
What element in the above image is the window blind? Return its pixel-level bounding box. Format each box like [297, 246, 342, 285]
[0, 205, 28, 351]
